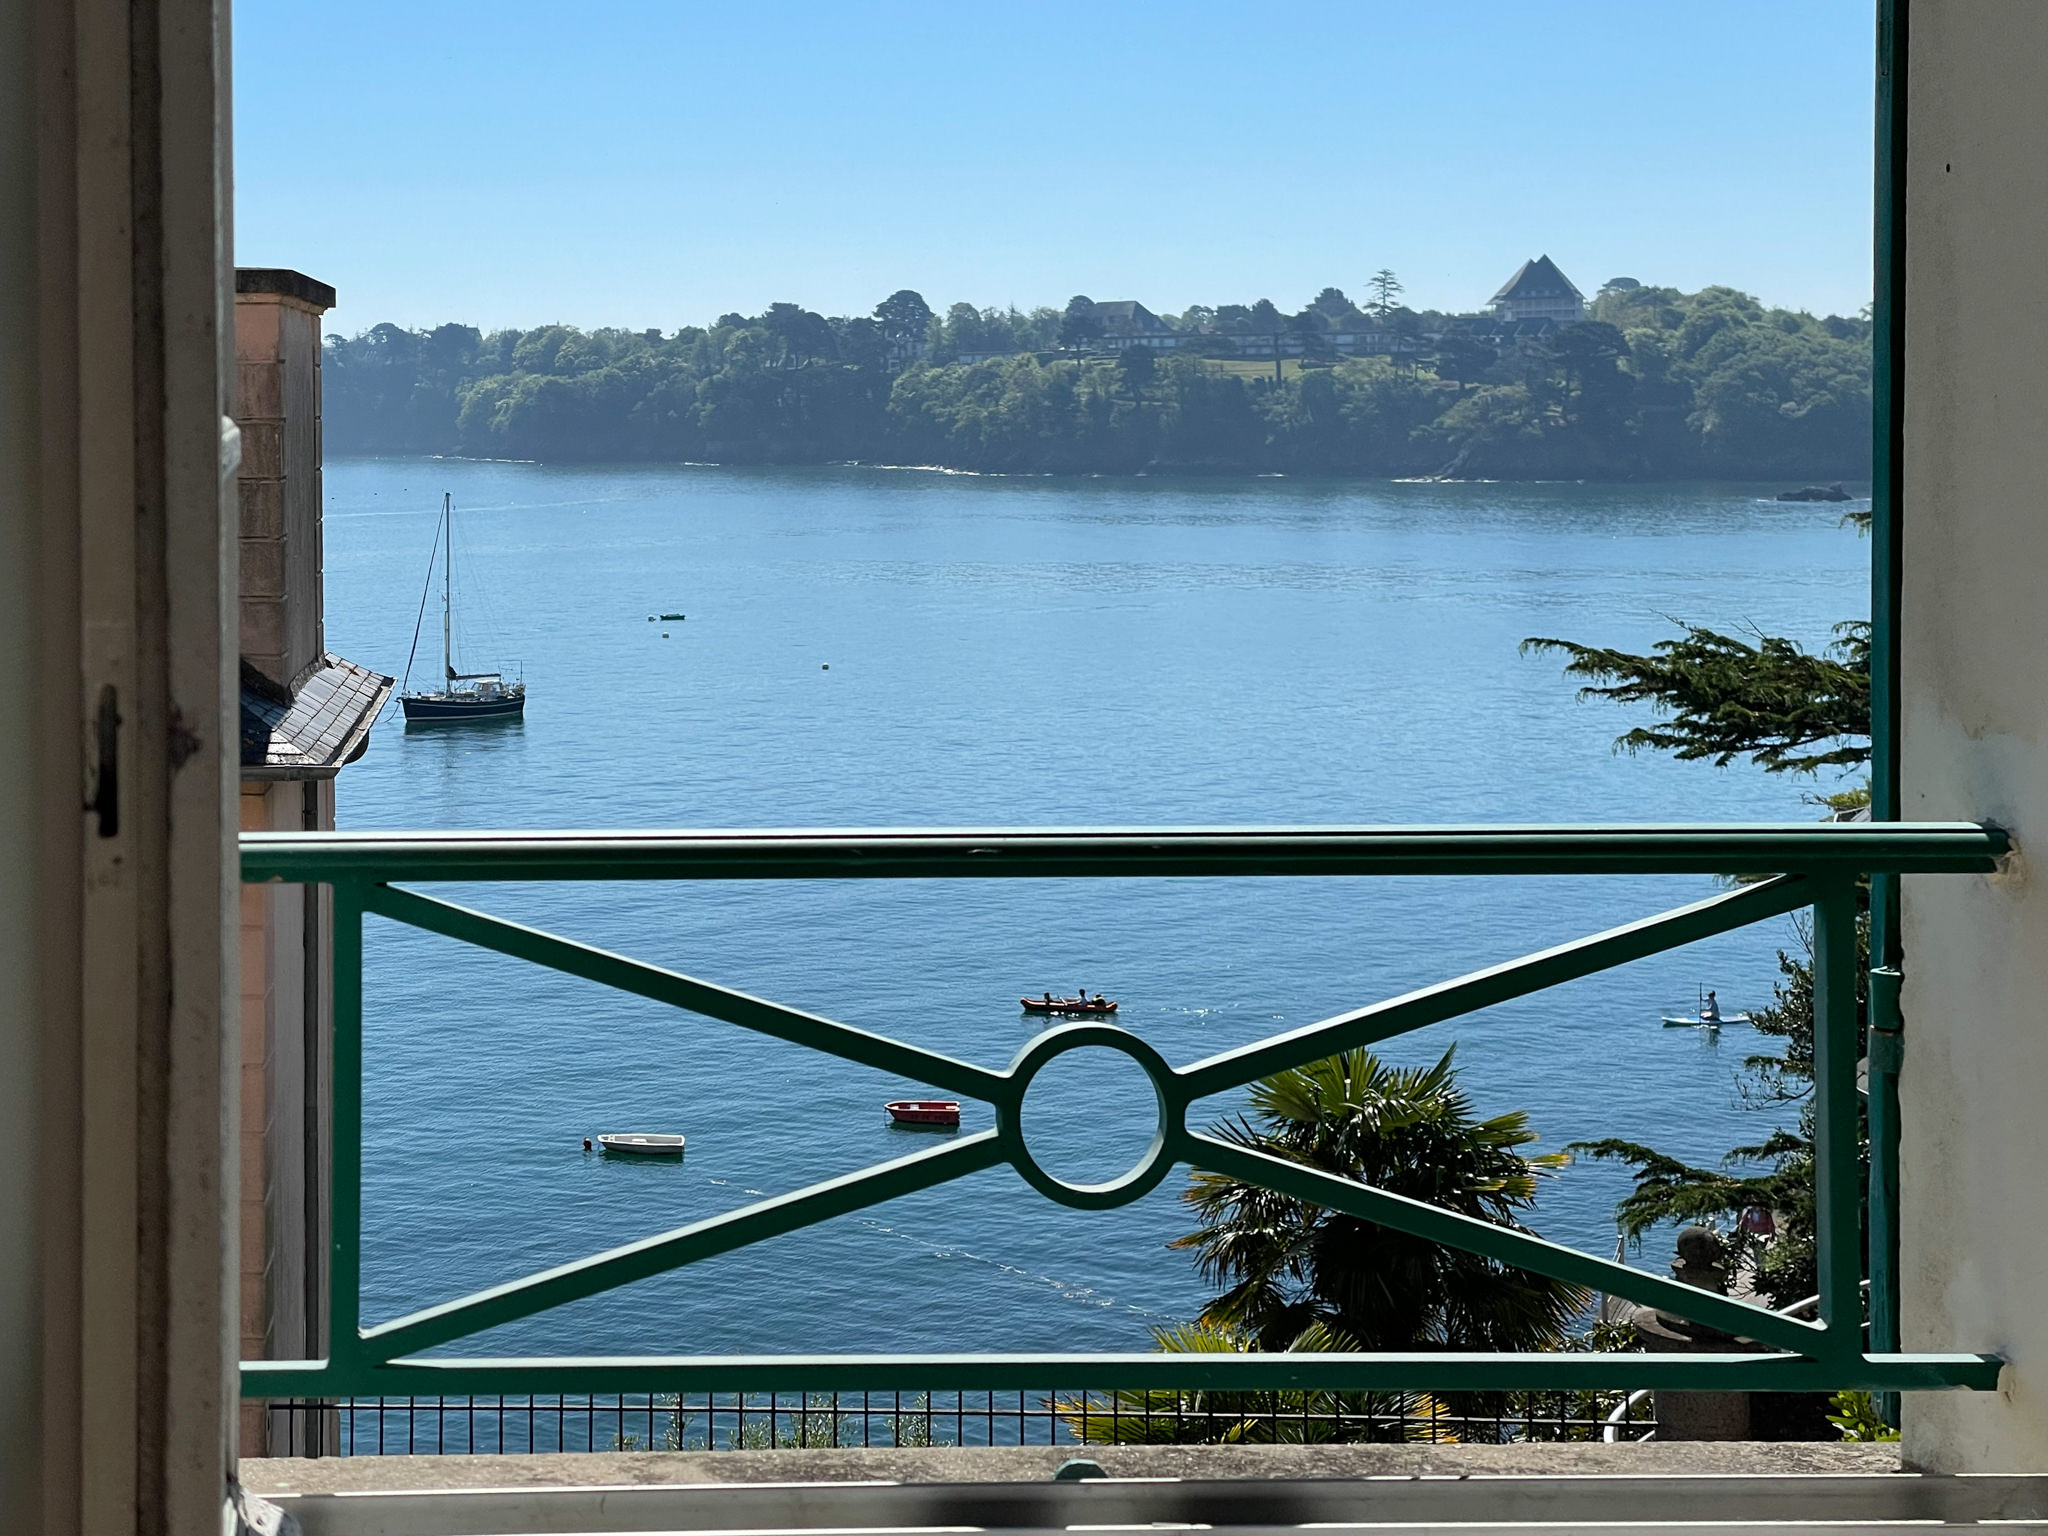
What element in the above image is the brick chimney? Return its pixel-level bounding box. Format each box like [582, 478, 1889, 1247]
[235, 268, 336, 688]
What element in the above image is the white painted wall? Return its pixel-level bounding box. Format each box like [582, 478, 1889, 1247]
[1899, 0, 2048, 1474]
[0, 0, 45, 1520]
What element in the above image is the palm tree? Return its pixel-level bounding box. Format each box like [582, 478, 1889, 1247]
[1175, 1047, 1585, 1353]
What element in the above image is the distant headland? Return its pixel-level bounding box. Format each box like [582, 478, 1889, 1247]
[324, 264, 1872, 481]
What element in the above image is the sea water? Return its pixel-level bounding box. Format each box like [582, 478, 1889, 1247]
[322, 461, 1866, 1360]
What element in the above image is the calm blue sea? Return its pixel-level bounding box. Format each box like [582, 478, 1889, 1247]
[322, 461, 1867, 1361]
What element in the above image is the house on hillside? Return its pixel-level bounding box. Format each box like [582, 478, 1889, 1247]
[1092, 300, 1177, 351]
[1489, 255, 1585, 325]
[1341, 322, 1423, 359]
[883, 336, 933, 370]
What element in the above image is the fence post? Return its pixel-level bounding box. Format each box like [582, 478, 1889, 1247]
[1813, 879, 1866, 1355]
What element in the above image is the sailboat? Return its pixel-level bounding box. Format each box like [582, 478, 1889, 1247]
[400, 493, 526, 723]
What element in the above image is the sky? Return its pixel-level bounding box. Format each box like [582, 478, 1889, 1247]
[234, 1, 1879, 339]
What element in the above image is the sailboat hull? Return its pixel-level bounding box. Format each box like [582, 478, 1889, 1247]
[405, 492, 528, 723]
[401, 692, 525, 722]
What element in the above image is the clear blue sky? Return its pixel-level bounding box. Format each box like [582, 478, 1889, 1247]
[234, 1, 1878, 339]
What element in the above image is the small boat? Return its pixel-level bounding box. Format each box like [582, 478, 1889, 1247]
[1021, 996, 1118, 1015]
[595, 1132, 685, 1156]
[885, 1100, 961, 1128]
[401, 493, 527, 723]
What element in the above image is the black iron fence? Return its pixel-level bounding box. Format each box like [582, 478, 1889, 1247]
[256, 1389, 1657, 1457]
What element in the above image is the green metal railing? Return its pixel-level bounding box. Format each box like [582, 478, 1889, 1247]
[239, 823, 2007, 1404]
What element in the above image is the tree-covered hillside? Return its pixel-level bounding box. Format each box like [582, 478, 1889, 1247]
[323, 283, 1871, 479]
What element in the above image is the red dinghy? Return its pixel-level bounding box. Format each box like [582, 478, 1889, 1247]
[886, 1100, 961, 1127]
[1020, 997, 1118, 1015]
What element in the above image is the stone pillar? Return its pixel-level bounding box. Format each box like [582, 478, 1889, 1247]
[1897, 1, 2048, 1475]
[1630, 1227, 1751, 1441]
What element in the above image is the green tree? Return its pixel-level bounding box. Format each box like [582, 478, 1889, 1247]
[938, 301, 998, 361]
[1290, 308, 1333, 364]
[1175, 1048, 1585, 1352]
[318, 279, 1872, 478]
[762, 302, 835, 368]
[833, 314, 888, 372]
[1059, 294, 1104, 351]
[1311, 287, 1365, 326]
[1248, 298, 1285, 382]
[1432, 327, 1497, 393]
[1367, 269, 1404, 319]
[1541, 322, 1631, 425]
[873, 289, 934, 351]
[1526, 525, 1875, 1306]
[1518, 625, 1869, 775]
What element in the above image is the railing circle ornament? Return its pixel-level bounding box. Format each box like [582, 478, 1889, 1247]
[998, 1023, 1184, 1210]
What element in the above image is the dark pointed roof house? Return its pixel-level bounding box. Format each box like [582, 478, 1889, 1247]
[1091, 300, 1176, 351]
[1489, 256, 1586, 325]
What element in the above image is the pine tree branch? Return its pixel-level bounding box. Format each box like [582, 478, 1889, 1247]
[1521, 623, 1870, 774]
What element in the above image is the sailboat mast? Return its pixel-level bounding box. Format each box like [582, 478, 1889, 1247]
[442, 492, 453, 684]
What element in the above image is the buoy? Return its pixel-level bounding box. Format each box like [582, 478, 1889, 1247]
[662, 632, 670, 638]
[647, 615, 656, 622]
[822, 663, 829, 670]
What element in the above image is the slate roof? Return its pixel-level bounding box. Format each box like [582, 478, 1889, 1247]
[1490, 255, 1584, 304]
[1093, 300, 1172, 335]
[240, 653, 394, 780]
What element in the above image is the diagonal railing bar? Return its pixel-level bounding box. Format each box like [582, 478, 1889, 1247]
[364, 883, 1010, 1102]
[1176, 876, 1811, 1100]
[1186, 1134, 1825, 1358]
[355, 876, 1828, 1366]
[363, 1130, 1006, 1362]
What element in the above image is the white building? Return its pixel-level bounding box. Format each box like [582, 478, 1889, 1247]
[1489, 255, 1586, 325]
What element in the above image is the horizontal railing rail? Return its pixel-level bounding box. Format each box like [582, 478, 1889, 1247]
[239, 823, 2008, 1407]
[241, 822, 2005, 883]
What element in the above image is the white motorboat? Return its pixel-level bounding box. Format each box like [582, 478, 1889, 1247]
[594, 1132, 685, 1156]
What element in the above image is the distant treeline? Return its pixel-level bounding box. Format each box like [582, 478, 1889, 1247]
[323, 284, 1873, 479]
